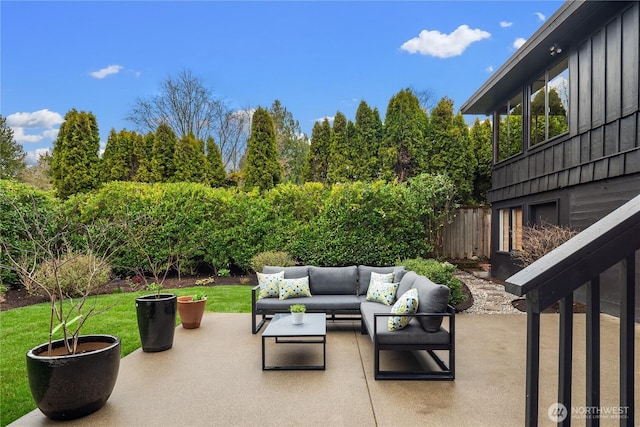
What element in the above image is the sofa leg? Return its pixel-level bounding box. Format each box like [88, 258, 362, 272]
[253, 315, 266, 334]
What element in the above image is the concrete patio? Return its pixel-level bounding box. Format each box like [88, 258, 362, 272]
[11, 312, 639, 426]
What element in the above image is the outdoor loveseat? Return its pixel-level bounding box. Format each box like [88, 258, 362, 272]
[251, 265, 455, 380]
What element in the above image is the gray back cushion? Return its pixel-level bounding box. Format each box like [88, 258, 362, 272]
[263, 265, 309, 279]
[357, 265, 407, 295]
[309, 266, 358, 295]
[396, 270, 419, 297]
[413, 276, 450, 332]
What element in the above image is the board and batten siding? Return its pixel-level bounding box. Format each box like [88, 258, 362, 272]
[488, 2, 640, 205]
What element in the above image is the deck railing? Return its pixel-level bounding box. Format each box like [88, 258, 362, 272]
[505, 193, 639, 426]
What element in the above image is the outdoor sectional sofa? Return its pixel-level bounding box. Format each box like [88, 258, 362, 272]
[251, 265, 455, 380]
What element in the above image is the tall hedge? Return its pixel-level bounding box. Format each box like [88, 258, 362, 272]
[0, 180, 58, 286]
[62, 174, 455, 274]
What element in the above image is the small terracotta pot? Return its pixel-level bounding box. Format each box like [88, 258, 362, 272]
[177, 296, 207, 329]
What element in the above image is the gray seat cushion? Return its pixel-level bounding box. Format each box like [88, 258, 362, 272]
[360, 301, 450, 345]
[357, 265, 407, 295]
[263, 265, 310, 279]
[309, 266, 358, 295]
[413, 276, 450, 332]
[256, 295, 362, 311]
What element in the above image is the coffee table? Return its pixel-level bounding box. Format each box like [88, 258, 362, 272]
[261, 313, 326, 370]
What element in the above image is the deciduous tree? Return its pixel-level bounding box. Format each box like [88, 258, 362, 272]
[268, 100, 308, 184]
[127, 69, 222, 141]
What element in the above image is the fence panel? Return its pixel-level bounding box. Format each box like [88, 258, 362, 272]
[438, 207, 491, 259]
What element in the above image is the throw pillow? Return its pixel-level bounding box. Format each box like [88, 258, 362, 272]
[257, 271, 284, 299]
[370, 271, 394, 286]
[279, 276, 312, 300]
[366, 281, 399, 306]
[388, 288, 419, 331]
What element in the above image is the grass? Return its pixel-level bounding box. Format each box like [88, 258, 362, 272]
[0, 285, 252, 427]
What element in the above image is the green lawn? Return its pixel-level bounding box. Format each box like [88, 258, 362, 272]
[0, 285, 252, 427]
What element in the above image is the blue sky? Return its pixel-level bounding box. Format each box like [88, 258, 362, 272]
[2, 1, 563, 165]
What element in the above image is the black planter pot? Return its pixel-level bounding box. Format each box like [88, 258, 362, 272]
[26, 334, 121, 420]
[135, 294, 177, 352]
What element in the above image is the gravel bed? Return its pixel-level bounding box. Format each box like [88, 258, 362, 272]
[455, 270, 524, 315]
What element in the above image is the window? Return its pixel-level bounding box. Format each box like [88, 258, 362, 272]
[496, 93, 523, 162]
[499, 207, 523, 252]
[530, 57, 569, 146]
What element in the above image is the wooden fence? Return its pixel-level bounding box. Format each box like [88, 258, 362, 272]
[437, 207, 491, 260]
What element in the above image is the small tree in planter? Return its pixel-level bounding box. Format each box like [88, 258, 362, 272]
[0, 197, 125, 420]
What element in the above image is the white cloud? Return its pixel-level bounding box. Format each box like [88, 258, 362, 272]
[535, 12, 546, 21]
[514, 37, 527, 49]
[6, 109, 63, 144]
[315, 116, 334, 124]
[90, 64, 123, 79]
[500, 21, 513, 28]
[25, 148, 51, 166]
[6, 109, 63, 128]
[486, 65, 494, 73]
[401, 25, 491, 59]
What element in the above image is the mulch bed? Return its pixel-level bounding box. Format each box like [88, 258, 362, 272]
[0, 274, 258, 312]
[511, 298, 587, 313]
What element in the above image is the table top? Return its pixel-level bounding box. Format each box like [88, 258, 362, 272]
[262, 313, 326, 337]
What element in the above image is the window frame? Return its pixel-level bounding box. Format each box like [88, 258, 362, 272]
[498, 206, 523, 253]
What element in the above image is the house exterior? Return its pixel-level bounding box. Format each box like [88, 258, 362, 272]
[461, 0, 640, 320]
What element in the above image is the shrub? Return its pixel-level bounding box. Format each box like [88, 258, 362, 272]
[511, 223, 578, 267]
[250, 251, 296, 273]
[399, 258, 464, 305]
[0, 180, 58, 287]
[33, 251, 112, 298]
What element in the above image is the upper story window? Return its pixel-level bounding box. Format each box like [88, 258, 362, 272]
[530, 57, 569, 146]
[496, 92, 524, 162]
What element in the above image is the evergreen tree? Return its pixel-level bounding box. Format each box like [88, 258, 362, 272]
[354, 101, 383, 181]
[133, 132, 155, 182]
[101, 129, 136, 182]
[379, 89, 428, 182]
[0, 115, 26, 180]
[173, 132, 206, 182]
[428, 97, 475, 203]
[243, 107, 282, 191]
[304, 119, 331, 183]
[151, 123, 177, 182]
[268, 100, 309, 184]
[469, 118, 493, 203]
[327, 112, 354, 183]
[205, 136, 227, 187]
[51, 108, 101, 198]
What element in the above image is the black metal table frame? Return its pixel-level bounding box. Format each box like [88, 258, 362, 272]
[262, 334, 326, 371]
[262, 314, 327, 371]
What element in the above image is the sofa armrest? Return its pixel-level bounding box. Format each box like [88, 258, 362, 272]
[373, 305, 455, 336]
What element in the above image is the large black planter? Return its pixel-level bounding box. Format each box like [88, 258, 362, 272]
[26, 334, 121, 420]
[135, 294, 177, 352]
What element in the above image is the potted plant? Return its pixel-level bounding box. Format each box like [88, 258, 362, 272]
[177, 293, 207, 329]
[125, 214, 178, 352]
[290, 303, 306, 325]
[0, 203, 123, 421]
[135, 283, 177, 352]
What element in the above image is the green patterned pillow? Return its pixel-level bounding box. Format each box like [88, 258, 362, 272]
[257, 271, 284, 299]
[279, 276, 312, 300]
[366, 281, 399, 306]
[388, 288, 419, 331]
